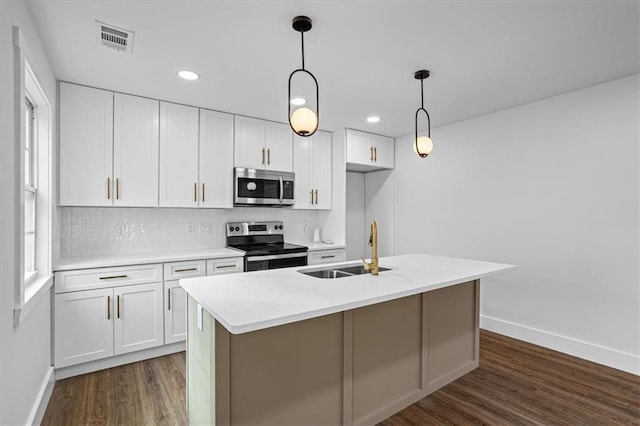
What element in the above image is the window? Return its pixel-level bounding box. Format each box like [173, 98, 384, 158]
[24, 97, 36, 278]
[13, 33, 53, 325]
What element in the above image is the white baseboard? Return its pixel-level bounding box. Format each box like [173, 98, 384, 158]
[480, 315, 640, 376]
[27, 365, 55, 426]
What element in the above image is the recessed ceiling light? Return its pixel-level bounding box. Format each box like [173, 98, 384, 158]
[290, 97, 306, 106]
[178, 70, 199, 80]
[367, 116, 381, 123]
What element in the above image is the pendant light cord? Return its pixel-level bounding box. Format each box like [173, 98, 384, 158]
[420, 78, 424, 109]
[301, 32, 305, 70]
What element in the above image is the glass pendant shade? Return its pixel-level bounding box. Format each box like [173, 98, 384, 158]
[288, 16, 319, 137]
[290, 107, 318, 136]
[414, 135, 433, 157]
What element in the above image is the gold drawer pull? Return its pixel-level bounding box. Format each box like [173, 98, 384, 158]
[175, 267, 198, 273]
[215, 264, 237, 269]
[321, 255, 335, 259]
[99, 275, 128, 280]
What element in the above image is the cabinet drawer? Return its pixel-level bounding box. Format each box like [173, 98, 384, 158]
[207, 257, 244, 275]
[164, 260, 206, 280]
[55, 264, 163, 294]
[308, 249, 347, 266]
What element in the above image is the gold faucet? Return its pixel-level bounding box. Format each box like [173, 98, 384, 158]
[362, 220, 379, 275]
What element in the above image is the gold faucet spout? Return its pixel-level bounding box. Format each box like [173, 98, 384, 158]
[362, 220, 379, 275]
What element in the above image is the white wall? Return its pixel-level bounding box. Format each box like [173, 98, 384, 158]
[365, 170, 395, 257]
[392, 75, 639, 374]
[1, 1, 57, 424]
[346, 172, 365, 260]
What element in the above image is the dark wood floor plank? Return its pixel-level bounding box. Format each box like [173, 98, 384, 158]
[42, 332, 639, 426]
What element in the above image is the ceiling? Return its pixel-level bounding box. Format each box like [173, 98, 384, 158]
[27, 0, 639, 138]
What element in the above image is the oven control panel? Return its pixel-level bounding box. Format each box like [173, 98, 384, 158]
[226, 221, 284, 237]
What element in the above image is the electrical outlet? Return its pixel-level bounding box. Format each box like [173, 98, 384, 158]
[187, 223, 195, 234]
[199, 222, 211, 234]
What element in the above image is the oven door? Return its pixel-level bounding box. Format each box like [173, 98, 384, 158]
[245, 252, 308, 272]
[234, 168, 295, 206]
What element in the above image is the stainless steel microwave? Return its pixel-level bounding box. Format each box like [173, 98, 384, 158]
[234, 167, 295, 207]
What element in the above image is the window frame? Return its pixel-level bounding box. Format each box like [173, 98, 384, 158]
[24, 96, 37, 281]
[13, 26, 53, 327]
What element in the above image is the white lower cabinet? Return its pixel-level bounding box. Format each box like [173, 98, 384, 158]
[54, 288, 114, 368]
[308, 248, 347, 265]
[54, 282, 163, 368]
[164, 280, 187, 344]
[113, 282, 164, 355]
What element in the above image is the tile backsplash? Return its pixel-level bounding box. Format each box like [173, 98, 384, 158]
[60, 207, 320, 257]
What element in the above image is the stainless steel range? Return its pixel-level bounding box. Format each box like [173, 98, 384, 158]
[226, 221, 308, 271]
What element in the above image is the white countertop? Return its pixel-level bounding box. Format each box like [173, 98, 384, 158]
[180, 253, 515, 335]
[54, 248, 245, 271]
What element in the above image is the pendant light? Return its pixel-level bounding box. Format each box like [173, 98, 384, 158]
[288, 16, 319, 137]
[414, 70, 433, 157]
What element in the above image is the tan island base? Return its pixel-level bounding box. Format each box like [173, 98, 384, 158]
[187, 280, 479, 425]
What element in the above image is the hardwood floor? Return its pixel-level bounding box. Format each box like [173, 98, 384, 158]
[42, 331, 639, 425]
[41, 353, 187, 426]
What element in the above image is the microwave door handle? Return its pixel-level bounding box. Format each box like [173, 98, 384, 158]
[279, 176, 284, 204]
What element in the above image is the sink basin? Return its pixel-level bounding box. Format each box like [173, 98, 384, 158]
[299, 263, 392, 279]
[336, 265, 391, 275]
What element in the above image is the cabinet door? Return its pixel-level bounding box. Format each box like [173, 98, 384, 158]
[59, 83, 113, 206]
[312, 131, 332, 209]
[234, 115, 265, 169]
[114, 282, 164, 355]
[346, 129, 373, 166]
[159, 102, 199, 207]
[113, 93, 159, 207]
[372, 134, 395, 169]
[164, 280, 187, 344]
[265, 121, 293, 172]
[54, 288, 114, 368]
[293, 134, 312, 209]
[199, 109, 234, 208]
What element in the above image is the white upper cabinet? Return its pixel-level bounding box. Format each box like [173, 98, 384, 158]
[199, 109, 234, 208]
[59, 83, 114, 206]
[235, 116, 293, 172]
[294, 131, 332, 210]
[346, 129, 395, 172]
[113, 93, 159, 207]
[159, 102, 199, 207]
[265, 121, 294, 172]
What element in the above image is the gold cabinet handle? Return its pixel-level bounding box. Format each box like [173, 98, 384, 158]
[107, 295, 111, 320]
[267, 148, 271, 165]
[310, 189, 314, 205]
[175, 267, 198, 273]
[107, 177, 111, 200]
[262, 148, 265, 165]
[370, 146, 374, 161]
[202, 183, 205, 203]
[116, 178, 120, 200]
[167, 288, 171, 311]
[99, 275, 128, 280]
[117, 295, 121, 319]
[194, 182, 197, 202]
[315, 189, 318, 205]
[215, 264, 237, 270]
[374, 146, 377, 162]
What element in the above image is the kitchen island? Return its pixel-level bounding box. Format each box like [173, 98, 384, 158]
[181, 254, 514, 425]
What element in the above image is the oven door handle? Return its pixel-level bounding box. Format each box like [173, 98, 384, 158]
[246, 252, 308, 262]
[279, 176, 284, 205]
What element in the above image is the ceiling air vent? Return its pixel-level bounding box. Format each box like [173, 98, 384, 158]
[95, 20, 135, 53]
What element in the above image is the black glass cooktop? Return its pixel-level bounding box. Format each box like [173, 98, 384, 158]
[228, 242, 308, 257]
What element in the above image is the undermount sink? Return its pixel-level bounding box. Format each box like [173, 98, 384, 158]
[300, 263, 392, 279]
